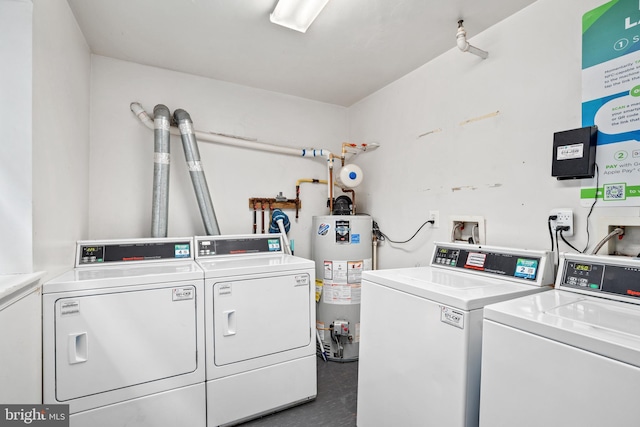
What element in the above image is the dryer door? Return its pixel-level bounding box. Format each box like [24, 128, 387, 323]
[53, 285, 198, 401]
[213, 273, 311, 366]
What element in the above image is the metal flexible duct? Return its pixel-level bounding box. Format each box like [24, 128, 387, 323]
[151, 104, 171, 237]
[174, 109, 221, 235]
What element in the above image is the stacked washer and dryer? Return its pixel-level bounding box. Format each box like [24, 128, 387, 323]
[43, 234, 316, 427]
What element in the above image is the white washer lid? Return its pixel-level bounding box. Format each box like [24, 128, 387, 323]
[484, 290, 640, 368]
[197, 254, 314, 279]
[362, 267, 550, 311]
[43, 261, 202, 294]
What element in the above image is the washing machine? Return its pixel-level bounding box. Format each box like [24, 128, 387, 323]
[194, 234, 316, 427]
[42, 237, 205, 427]
[356, 242, 555, 427]
[479, 253, 640, 427]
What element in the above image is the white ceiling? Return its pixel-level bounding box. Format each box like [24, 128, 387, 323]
[66, 0, 536, 107]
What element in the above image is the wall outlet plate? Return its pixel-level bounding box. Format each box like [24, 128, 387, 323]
[550, 208, 574, 237]
[429, 210, 439, 228]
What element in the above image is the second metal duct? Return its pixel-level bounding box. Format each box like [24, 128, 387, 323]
[174, 109, 221, 235]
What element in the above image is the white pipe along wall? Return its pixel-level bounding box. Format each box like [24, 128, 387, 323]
[131, 102, 337, 205]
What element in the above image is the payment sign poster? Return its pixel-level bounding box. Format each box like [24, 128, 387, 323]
[582, 0, 640, 206]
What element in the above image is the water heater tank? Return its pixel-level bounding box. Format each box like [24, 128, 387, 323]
[311, 215, 372, 361]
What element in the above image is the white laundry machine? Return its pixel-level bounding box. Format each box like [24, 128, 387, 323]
[42, 237, 206, 427]
[479, 253, 640, 427]
[356, 242, 555, 427]
[194, 234, 316, 427]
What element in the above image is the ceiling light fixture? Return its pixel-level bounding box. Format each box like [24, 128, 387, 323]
[270, 0, 330, 33]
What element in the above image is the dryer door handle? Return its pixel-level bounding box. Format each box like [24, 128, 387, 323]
[68, 332, 88, 364]
[223, 310, 236, 336]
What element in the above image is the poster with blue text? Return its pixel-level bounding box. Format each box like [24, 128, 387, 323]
[582, 0, 640, 206]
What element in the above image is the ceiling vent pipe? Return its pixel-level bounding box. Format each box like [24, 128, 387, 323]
[174, 109, 221, 236]
[456, 20, 488, 59]
[151, 104, 171, 238]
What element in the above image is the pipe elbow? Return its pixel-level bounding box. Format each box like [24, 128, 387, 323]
[153, 104, 171, 119]
[173, 109, 192, 123]
[130, 102, 154, 129]
[456, 30, 469, 52]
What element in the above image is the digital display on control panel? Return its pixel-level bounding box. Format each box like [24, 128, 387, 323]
[562, 260, 640, 300]
[432, 245, 540, 281]
[79, 241, 191, 264]
[197, 237, 282, 257]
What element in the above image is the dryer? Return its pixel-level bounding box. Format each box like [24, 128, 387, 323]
[42, 237, 205, 427]
[479, 253, 640, 427]
[356, 242, 554, 427]
[194, 234, 316, 427]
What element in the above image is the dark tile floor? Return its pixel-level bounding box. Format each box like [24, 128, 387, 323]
[238, 358, 358, 427]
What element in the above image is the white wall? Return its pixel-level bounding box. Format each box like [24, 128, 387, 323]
[32, 0, 91, 278]
[88, 56, 349, 260]
[0, 0, 33, 273]
[349, 0, 640, 269]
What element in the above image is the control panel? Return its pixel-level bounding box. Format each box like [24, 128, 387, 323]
[195, 234, 284, 258]
[558, 254, 640, 304]
[76, 238, 192, 266]
[430, 242, 553, 286]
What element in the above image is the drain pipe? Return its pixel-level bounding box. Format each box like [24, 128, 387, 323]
[174, 109, 221, 235]
[151, 104, 171, 237]
[456, 20, 488, 59]
[131, 102, 335, 213]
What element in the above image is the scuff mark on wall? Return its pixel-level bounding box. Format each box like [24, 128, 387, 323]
[451, 186, 478, 192]
[459, 110, 500, 126]
[451, 183, 502, 192]
[417, 128, 443, 139]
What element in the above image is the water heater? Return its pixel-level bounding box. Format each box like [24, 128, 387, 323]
[312, 215, 372, 361]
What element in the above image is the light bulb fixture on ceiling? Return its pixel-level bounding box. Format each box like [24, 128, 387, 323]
[270, 0, 330, 33]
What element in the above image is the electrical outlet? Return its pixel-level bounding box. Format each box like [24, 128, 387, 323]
[429, 210, 439, 228]
[550, 209, 574, 237]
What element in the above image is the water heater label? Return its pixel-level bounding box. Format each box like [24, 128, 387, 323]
[317, 223, 330, 236]
[440, 306, 465, 329]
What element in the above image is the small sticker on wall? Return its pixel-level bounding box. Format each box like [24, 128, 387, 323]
[440, 305, 465, 329]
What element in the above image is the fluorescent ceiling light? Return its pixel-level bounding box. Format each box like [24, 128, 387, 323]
[270, 0, 330, 33]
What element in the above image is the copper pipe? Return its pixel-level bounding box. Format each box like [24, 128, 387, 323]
[329, 166, 334, 214]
